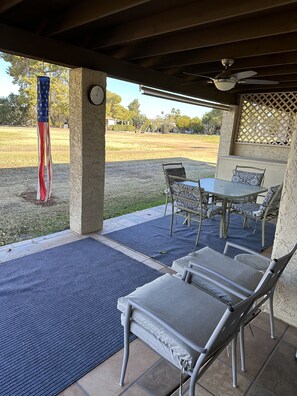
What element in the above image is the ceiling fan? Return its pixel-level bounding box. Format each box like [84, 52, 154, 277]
[184, 59, 279, 91]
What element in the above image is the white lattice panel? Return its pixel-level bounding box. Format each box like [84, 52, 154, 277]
[236, 92, 297, 146]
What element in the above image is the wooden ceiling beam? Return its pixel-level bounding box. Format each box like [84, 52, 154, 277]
[90, 0, 295, 49]
[140, 32, 297, 69]
[256, 74, 297, 82]
[234, 82, 297, 94]
[44, 0, 150, 36]
[114, 10, 297, 60]
[253, 65, 297, 78]
[0, 23, 237, 105]
[173, 52, 297, 76]
[173, 57, 297, 77]
[0, 0, 23, 14]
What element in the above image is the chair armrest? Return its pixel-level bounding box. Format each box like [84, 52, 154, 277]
[182, 265, 251, 301]
[126, 299, 207, 354]
[223, 242, 271, 262]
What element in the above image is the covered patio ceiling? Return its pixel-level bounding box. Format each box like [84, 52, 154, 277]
[1, 0, 297, 105]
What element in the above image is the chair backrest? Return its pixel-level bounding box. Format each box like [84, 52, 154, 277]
[259, 183, 283, 217]
[231, 165, 266, 187]
[260, 241, 297, 294]
[203, 266, 275, 359]
[168, 176, 208, 214]
[162, 163, 186, 188]
[195, 242, 296, 363]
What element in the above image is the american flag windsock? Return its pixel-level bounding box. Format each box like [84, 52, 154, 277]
[37, 76, 52, 202]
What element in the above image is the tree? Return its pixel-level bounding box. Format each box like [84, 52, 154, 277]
[128, 99, 148, 130]
[149, 116, 163, 133]
[176, 115, 191, 131]
[0, 53, 69, 127]
[128, 98, 141, 115]
[202, 109, 223, 134]
[189, 117, 204, 133]
[106, 91, 121, 118]
[168, 108, 181, 123]
[0, 94, 28, 125]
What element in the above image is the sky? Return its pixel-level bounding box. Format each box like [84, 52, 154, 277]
[0, 58, 210, 119]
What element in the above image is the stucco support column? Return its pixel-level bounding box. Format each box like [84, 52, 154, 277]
[272, 126, 297, 326]
[215, 105, 239, 177]
[218, 105, 239, 157]
[69, 68, 106, 234]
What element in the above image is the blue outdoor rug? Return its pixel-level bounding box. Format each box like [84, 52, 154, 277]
[106, 214, 276, 266]
[0, 237, 161, 396]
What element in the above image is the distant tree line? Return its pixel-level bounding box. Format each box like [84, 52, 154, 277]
[0, 53, 223, 134]
[107, 94, 223, 135]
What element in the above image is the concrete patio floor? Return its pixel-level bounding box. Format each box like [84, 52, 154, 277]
[0, 205, 296, 396]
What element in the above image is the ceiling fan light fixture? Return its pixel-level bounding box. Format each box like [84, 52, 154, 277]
[214, 79, 236, 91]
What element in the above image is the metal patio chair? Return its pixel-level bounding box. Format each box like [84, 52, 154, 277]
[230, 183, 283, 247]
[168, 176, 222, 245]
[230, 165, 266, 204]
[118, 265, 275, 395]
[162, 162, 186, 216]
[172, 240, 297, 375]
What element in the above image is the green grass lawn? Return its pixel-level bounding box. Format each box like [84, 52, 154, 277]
[0, 127, 219, 168]
[0, 126, 219, 244]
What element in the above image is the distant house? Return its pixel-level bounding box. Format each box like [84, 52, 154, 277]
[106, 117, 115, 127]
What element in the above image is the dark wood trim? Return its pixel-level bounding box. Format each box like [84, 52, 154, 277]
[90, 0, 295, 49]
[0, 0, 23, 14]
[140, 33, 297, 69]
[167, 53, 297, 76]
[44, 0, 150, 36]
[117, 10, 297, 60]
[0, 23, 237, 105]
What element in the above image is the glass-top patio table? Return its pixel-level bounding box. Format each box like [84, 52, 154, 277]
[182, 178, 268, 238]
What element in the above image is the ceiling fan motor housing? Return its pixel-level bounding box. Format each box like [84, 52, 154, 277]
[221, 59, 234, 68]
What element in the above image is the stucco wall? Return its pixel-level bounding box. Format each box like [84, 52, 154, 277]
[216, 156, 287, 189]
[233, 143, 290, 162]
[272, 126, 297, 327]
[217, 106, 239, 158]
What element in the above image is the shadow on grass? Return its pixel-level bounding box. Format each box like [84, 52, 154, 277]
[0, 158, 217, 244]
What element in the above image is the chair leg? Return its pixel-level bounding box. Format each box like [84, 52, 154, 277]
[189, 362, 201, 396]
[269, 292, 276, 339]
[232, 334, 238, 388]
[189, 378, 196, 396]
[164, 193, 168, 216]
[226, 204, 231, 233]
[239, 324, 246, 372]
[120, 329, 129, 386]
[262, 221, 265, 247]
[119, 306, 132, 386]
[187, 214, 191, 227]
[195, 220, 202, 246]
[243, 217, 249, 228]
[170, 205, 174, 236]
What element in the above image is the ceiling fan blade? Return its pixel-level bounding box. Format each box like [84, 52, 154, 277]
[238, 79, 279, 85]
[232, 70, 257, 80]
[183, 72, 214, 80]
[181, 80, 213, 86]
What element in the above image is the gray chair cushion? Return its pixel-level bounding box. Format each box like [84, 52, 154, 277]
[118, 274, 227, 370]
[234, 253, 270, 271]
[172, 247, 263, 303]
